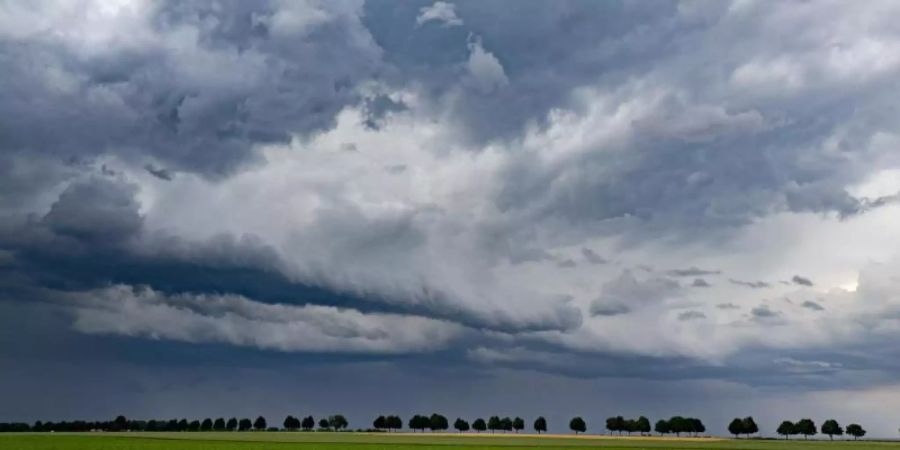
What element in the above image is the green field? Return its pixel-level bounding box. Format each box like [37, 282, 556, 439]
[0, 432, 895, 450]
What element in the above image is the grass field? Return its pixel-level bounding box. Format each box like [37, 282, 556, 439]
[0, 432, 896, 450]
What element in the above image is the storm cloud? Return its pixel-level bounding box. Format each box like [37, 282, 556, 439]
[5, 0, 900, 437]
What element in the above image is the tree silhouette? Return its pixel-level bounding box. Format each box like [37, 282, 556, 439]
[430, 414, 448, 432]
[669, 416, 689, 437]
[409, 415, 429, 432]
[637, 416, 651, 436]
[606, 417, 621, 435]
[301, 416, 315, 431]
[328, 415, 348, 431]
[454, 418, 469, 433]
[776, 421, 795, 439]
[846, 423, 866, 440]
[727, 418, 743, 438]
[569, 417, 586, 434]
[227, 418, 238, 431]
[487, 416, 501, 434]
[373, 416, 386, 431]
[688, 418, 705, 436]
[513, 417, 524, 433]
[822, 419, 843, 440]
[213, 418, 225, 431]
[740, 417, 758, 438]
[655, 419, 670, 436]
[284, 415, 300, 431]
[472, 418, 486, 433]
[318, 418, 329, 430]
[201, 418, 213, 431]
[387, 416, 402, 432]
[796, 418, 816, 440]
[533, 416, 547, 434]
[253, 416, 266, 431]
[500, 417, 513, 433]
[112, 416, 128, 432]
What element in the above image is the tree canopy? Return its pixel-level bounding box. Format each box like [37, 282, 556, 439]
[253, 416, 266, 431]
[776, 420, 795, 439]
[821, 419, 843, 440]
[533, 417, 547, 434]
[796, 418, 817, 439]
[846, 423, 866, 440]
[569, 417, 586, 434]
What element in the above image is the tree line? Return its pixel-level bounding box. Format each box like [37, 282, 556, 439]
[773, 418, 865, 440]
[0, 414, 868, 439]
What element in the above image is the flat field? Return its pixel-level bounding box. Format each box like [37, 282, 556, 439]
[0, 432, 895, 450]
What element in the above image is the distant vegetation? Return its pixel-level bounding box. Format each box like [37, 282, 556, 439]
[0, 413, 868, 439]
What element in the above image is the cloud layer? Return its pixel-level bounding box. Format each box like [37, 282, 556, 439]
[5, 0, 900, 435]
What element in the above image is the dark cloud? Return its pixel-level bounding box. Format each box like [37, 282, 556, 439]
[581, 247, 607, 264]
[363, 95, 407, 130]
[589, 303, 631, 317]
[557, 258, 577, 268]
[730, 278, 771, 289]
[691, 278, 712, 288]
[792, 275, 814, 287]
[678, 310, 706, 321]
[751, 305, 779, 319]
[144, 164, 174, 181]
[41, 177, 143, 245]
[716, 302, 740, 310]
[801, 300, 825, 311]
[0, 0, 382, 176]
[667, 267, 721, 277]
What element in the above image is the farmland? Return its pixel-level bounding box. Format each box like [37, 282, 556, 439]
[2, 432, 898, 450]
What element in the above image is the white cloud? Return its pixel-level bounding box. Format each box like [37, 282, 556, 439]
[465, 35, 508, 93]
[415, 1, 463, 28]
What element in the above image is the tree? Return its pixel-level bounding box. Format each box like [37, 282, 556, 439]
[188, 420, 201, 432]
[668, 416, 688, 437]
[178, 419, 189, 432]
[227, 418, 238, 431]
[533, 417, 547, 434]
[846, 423, 866, 440]
[487, 416, 501, 434]
[387, 416, 402, 432]
[430, 414, 449, 432]
[454, 418, 470, 433]
[655, 419, 670, 436]
[796, 418, 817, 440]
[318, 418, 330, 430]
[253, 416, 267, 431]
[213, 418, 226, 431]
[822, 419, 843, 440]
[409, 415, 429, 432]
[728, 418, 743, 438]
[513, 417, 524, 433]
[472, 418, 487, 433]
[741, 417, 758, 438]
[301, 416, 315, 431]
[112, 416, 129, 432]
[606, 417, 621, 435]
[373, 416, 386, 431]
[201, 418, 213, 431]
[328, 415, 348, 431]
[284, 416, 299, 431]
[636, 416, 651, 436]
[687, 418, 705, 437]
[500, 417, 513, 433]
[569, 417, 586, 434]
[776, 421, 795, 440]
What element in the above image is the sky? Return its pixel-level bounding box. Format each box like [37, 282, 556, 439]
[3, 0, 900, 438]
